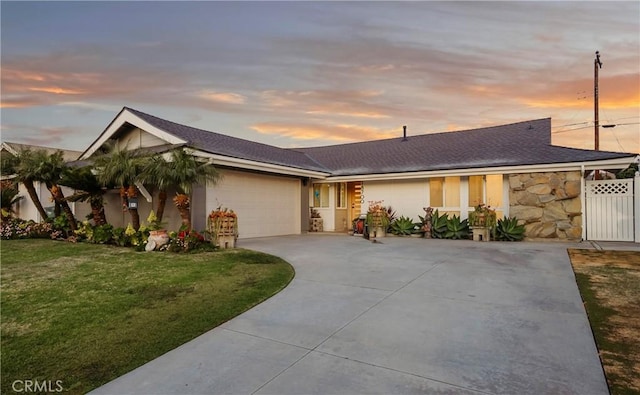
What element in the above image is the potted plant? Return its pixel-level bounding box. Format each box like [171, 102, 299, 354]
[146, 210, 169, 250]
[366, 201, 390, 238]
[208, 207, 238, 248]
[468, 204, 496, 241]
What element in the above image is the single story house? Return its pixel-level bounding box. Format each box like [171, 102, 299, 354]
[6, 106, 639, 241]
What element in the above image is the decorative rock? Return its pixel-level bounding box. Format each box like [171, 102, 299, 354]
[514, 190, 540, 206]
[525, 222, 543, 236]
[566, 171, 582, 181]
[549, 174, 562, 190]
[538, 222, 557, 238]
[510, 206, 544, 222]
[572, 215, 582, 227]
[527, 184, 552, 195]
[554, 187, 569, 200]
[565, 181, 581, 198]
[542, 201, 568, 222]
[557, 220, 573, 230]
[565, 227, 583, 240]
[539, 194, 556, 203]
[524, 175, 549, 188]
[562, 198, 582, 215]
[509, 170, 583, 241]
[509, 175, 524, 191]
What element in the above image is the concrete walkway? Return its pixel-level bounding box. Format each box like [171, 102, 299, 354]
[91, 235, 608, 395]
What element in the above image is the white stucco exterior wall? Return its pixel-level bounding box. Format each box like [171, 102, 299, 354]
[361, 179, 429, 221]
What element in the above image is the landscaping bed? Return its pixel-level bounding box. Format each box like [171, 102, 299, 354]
[569, 249, 640, 395]
[1, 239, 294, 394]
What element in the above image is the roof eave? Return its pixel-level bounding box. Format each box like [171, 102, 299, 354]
[79, 108, 188, 159]
[191, 150, 330, 178]
[318, 156, 638, 182]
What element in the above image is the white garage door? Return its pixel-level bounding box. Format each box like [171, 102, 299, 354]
[206, 170, 301, 238]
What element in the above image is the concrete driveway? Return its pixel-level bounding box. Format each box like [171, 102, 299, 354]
[91, 235, 608, 395]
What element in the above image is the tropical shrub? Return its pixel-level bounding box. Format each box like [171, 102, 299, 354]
[444, 215, 470, 239]
[51, 215, 73, 239]
[92, 224, 114, 244]
[390, 216, 417, 236]
[1, 185, 22, 220]
[496, 217, 526, 241]
[430, 209, 449, 239]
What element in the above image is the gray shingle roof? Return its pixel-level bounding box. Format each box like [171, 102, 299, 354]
[125, 108, 635, 177]
[1, 142, 81, 162]
[299, 118, 636, 176]
[125, 107, 330, 173]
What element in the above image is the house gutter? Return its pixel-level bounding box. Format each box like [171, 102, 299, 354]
[318, 157, 636, 183]
[192, 151, 330, 179]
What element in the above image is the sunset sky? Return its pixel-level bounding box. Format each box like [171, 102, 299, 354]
[1, 1, 639, 154]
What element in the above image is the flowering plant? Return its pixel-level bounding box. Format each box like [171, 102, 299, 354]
[207, 206, 238, 248]
[0, 218, 53, 239]
[366, 200, 390, 229]
[468, 204, 497, 228]
[208, 207, 237, 221]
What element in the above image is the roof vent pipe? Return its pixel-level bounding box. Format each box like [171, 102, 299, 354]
[402, 125, 408, 141]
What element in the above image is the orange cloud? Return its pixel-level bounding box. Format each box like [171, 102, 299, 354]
[251, 121, 398, 142]
[198, 90, 246, 104]
[260, 89, 390, 119]
[28, 87, 85, 95]
[0, 95, 47, 108]
[519, 73, 639, 110]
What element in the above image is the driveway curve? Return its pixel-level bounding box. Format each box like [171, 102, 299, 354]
[91, 235, 608, 395]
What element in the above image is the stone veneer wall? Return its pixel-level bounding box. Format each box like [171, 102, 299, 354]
[508, 171, 582, 240]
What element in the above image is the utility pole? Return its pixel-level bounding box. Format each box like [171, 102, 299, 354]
[594, 51, 602, 179]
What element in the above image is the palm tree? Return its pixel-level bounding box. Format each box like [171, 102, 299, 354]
[144, 149, 221, 231]
[60, 165, 107, 225]
[141, 154, 172, 223]
[31, 150, 78, 231]
[93, 147, 147, 230]
[1, 149, 49, 221]
[1, 182, 23, 220]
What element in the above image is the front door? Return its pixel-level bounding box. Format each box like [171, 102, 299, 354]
[347, 182, 362, 225]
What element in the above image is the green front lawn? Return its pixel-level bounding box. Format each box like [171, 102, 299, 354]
[1, 239, 294, 394]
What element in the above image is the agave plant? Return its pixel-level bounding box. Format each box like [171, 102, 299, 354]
[389, 216, 415, 236]
[496, 217, 525, 241]
[430, 209, 449, 239]
[445, 215, 469, 239]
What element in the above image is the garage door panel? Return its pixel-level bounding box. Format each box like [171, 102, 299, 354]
[207, 170, 300, 238]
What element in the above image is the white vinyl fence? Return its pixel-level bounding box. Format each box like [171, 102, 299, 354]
[585, 178, 635, 242]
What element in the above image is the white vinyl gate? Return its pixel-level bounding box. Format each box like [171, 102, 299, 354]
[585, 178, 635, 241]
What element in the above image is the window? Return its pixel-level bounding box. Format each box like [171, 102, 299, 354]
[485, 174, 502, 208]
[336, 183, 346, 208]
[468, 175, 484, 207]
[468, 175, 503, 208]
[313, 184, 330, 208]
[429, 178, 444, 207]
[444, 176, 460, 207]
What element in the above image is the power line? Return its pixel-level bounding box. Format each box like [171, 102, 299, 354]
[551, 121, 590, 129]
[552, 122, 640, 134]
